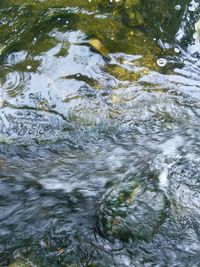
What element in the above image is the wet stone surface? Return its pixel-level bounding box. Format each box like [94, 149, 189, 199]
[96, 178, 167, 243]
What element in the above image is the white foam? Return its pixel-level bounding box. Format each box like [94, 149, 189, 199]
[0, 86, 3, 108]
[159, 169, 169, 190]
[160, 135, 184, 156]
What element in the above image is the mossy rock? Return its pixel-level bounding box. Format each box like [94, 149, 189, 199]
[96, 180, 166, 242]
[89, 38, 109, 58]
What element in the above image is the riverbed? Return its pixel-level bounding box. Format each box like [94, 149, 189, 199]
[0, 1, 200, 266]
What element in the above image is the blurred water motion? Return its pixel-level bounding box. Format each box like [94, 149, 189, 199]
[0, 0, 200, 266]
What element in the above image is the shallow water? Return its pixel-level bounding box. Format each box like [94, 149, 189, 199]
[0, 0, 200, 266]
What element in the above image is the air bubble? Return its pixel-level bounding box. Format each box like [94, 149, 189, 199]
[157, 58, 167, 67]
[28, 129, 34, 134]
[175, 5, 181, 10]
[29, 93, 35, 99]
[174, 47, 180, 53]
[39, 128, 45, 135]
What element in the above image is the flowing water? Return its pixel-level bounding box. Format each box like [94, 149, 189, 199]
[0, 0, 200, 266]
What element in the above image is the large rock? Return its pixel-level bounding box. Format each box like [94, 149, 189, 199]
[96, 178, 166, 243]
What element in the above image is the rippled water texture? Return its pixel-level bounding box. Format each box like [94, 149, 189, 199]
[0, 0, 200, 266]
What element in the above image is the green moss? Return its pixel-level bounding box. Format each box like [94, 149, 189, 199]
[105, 64, 141, 81]
[97, 179, 166, 242]
[15, 59, 41, 72]
[9, 258, 33, 267]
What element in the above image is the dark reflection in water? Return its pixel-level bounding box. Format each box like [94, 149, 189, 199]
[0, 0, 200, 266]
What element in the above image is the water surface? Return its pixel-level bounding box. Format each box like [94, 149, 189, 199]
[0, 0, 200, 266]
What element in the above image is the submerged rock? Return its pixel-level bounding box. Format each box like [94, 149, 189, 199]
[9, 258, 33, 267]
[96, 179, 166, 242]
[89, 38, 109, 58]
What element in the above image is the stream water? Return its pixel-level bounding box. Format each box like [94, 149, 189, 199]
[0, 0, 200, 266]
